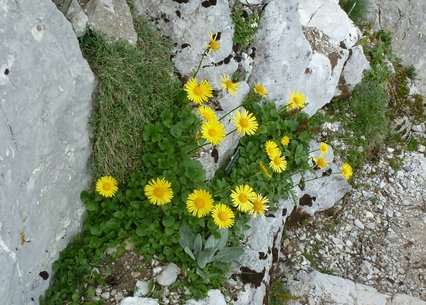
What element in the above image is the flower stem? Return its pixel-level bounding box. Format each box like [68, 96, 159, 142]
[219, 105, 242, 121]
[193, 51, 208, 78]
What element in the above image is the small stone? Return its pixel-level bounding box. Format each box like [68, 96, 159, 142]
[152, 266, 162, 275]
[387, 147, 395, 153]
[95, 287, 102, 296]
[134, 280, 149, 297]
[354, 219, 364, 230]
[398, 268, 406, 274]
[156, 263, 180, 286]
[418, 144, 425, 152]
[366, 222, 376, 230]
[100, 292, 110, 300]
[365, 211, 374, 218]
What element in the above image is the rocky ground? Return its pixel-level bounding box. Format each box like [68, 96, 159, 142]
[281, 145, 426, 301]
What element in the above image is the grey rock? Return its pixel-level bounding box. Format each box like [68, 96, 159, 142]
[354, 219, 365, 230]
[185, 289, 227, 305]
[369, 0, 426, 98]
[156, 263, 180, 286]
[250, 0, 357, 116]
[0, 0, 95, 303]
[134, 280, 149, 297]
[135, 0, 237, 87]
[339, 45, 371, 94]
[287, 271, 426, 305]
[101, 291, 111, 300]
[86, 0, 137, 45]
[66, 0, 88, 37]
[120, 297, 159, 305]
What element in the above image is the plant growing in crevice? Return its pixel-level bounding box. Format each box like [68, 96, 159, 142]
[339, 0, 371, 25]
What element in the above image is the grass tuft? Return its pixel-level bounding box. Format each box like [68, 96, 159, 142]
[339, 0, 371, 25]
[80, 18, 181, 183]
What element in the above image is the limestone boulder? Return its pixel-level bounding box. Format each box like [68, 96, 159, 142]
[0, 0, 95, 303]
[86, 0, 138, 45]
[250, 0, 365, 116]
[66, 0, 88, 37]
[369, 0, 426, 98]
[135, 0, 238, 88]
[286, 270, 426, 305]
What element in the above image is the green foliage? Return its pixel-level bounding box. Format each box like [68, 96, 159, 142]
[231, 3, 260, 50]
[350, 77, 389, 145]
[269, 280, 299, 305]
[80, 18, 181, 183]
[339, 0, 371, 25]
[405, 65, 417, 80]
[179, 226, 244, 269]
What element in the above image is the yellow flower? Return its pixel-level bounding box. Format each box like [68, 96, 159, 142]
[281, 135, 290, 147]
[249, 194, 269, 217]
[265, 140, 280, 158]
[341, 163, 353, 180]
[186, 189, 214, 218]
[144, 177, 173, 206]
[184, 78, 213, 104]
[253, 83, 268, 97]
[95, 176, 118, 198]
[313, 154, 328, 169]
[259, 161, 271, 179]
[221, 74, 240, 95]
[211, 204, 235, 229]
[287, 91, 306, 110]
[269, 154, 287, 173]
[201, 120, 226, 145]
[198, 105, 217, 121]
[320, 142, 328, 154]
[232, 109, 258, 136]
[230, 184, 256, 212]
[208, 32, 220, 52]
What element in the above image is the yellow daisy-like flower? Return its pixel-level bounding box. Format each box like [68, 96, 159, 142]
[320, 142, 328, 154]
[186, 189, 214, 218]
[184, 78, 213, 105]
[208, 32, 220, 52]
[211, 204, 235, 229]
[95, 176, 118, 198]
[341, 163, 353, 180]
[198, 105, 217, 122]
[313, 154, 328, 169]
[269, 154, 287, 173]
[201, 119, 226, 145]
[221, 74, 240, 95]
[232, 109, 259, 136]
[144, 177, 174, 206]
[287, 91, 306, 110]
[230, 184, 256, 212]
[249, 194, 269, 217]
[259, 161, 272, 179]
[281, 135, 290, 147]
[253, 83, 268, 97]
[265, 140, 280, 158]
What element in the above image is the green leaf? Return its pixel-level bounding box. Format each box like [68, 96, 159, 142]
[184, 247, 195, 260]
[193, 234, 202, 255]
[162, 216, 176, 227]
[89, 226, 102, 236]
[213, 247, 244, 262]
[179, 225, 195, 249]
[85, 200, 98, 212]
[135, 227, 145, 237]
[205, 234, 218, 249]
[216, 229, 229, 250]
[113, 211, 125, 219]
[197, 248, 216, 269]
[170, 124, 182, 138]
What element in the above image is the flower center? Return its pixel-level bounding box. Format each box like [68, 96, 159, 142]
[253, 201, 262, 212]
[238, 193, 248, 203]
[210, 40, 220, 51]
[218, 211, 228, 221]
[273, 156, 281, 165]
[293, 96, 301, 105]
[208, 128, 217, 137]
[239, 118, 249, 128]
[102, 182, 112, 190]
[225, 80, 234, 89]
[194, 197, 205, 208]
[193, 86, 203, 96]
[154, 187, 165, 197]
